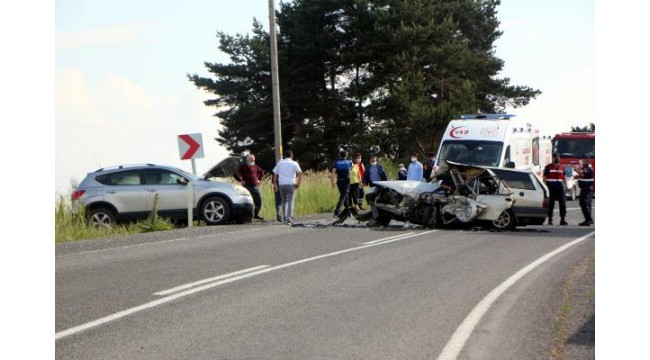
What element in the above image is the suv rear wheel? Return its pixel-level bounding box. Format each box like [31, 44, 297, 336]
[87, 207, 116, 227]
[200, 196, 230, 225]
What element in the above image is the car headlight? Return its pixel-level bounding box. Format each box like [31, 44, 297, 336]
[233, 185, 251, 196]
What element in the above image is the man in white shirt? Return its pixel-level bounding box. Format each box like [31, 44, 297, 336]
[272, 150, 303, 224]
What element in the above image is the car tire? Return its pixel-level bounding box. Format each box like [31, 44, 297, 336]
[491, 209, 516, 231]
[87, 207, 116, 227]
[200, 196, 231, 225]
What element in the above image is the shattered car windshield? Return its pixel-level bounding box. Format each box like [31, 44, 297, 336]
[438, 141, 503, 167]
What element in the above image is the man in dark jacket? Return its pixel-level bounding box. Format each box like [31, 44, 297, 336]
[234, 154, 265, 221]
[578, 154, 594, 226]
[543, 153, 568, 225]
[363, 155, 388, 187]
[423, 152, 436, 182]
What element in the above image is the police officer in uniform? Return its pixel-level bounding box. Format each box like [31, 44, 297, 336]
[578, 154, 594, 226]
[543, 153, 568, 225]
[331, 150, 353, 218]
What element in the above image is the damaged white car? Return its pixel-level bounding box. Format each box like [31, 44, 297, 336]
[358, 162, 548, 230]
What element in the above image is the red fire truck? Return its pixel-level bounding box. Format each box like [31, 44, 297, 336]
[551, 132, 595, 195]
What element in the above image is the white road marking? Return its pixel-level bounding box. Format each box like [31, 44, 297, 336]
[57, 228, 268, 257]
[153, 265, 271, 296]
[56, 230, 435, 340]
[436, 231, 596, 360]
[363, 232, 415, 244]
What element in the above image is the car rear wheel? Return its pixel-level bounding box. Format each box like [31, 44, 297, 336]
[87, 207, 116, 227]
[491, 209, 516, 231]
[200, 196, 230, 225]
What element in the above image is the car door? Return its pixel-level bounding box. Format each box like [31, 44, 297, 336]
[490, 169, 546, 220]
[460, 169, 514, 221]
[100, 170, 147, 217]
[141, 168, 190, 216]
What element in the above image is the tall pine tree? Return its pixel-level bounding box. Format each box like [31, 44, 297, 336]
[188, 0, 540, 170]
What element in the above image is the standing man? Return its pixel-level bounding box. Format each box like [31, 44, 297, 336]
[543, 152, 568, 225]
[423, 152, 436, 182]
[397, 163, 407, 180]
[407, 152, 424, 181]
[355, 153, 366, 210]
[363, 154, 388, 187]
[272, 150, 303, 225]
[233, 154, 265, 221]
[331, 150, 353, 218]
[578, 154, 594, 226]
[349, 153, 362, 211]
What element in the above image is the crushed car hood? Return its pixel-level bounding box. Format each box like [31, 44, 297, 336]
[434, 160, 490, 181]
[371, 180, 440, 197]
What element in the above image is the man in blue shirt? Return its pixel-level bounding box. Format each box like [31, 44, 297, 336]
[331, 150, 353, 217]
[407, 152, 424, 181]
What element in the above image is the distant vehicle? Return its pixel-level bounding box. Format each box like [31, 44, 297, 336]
[552, 132, 595, 194]
[433, 114, 552, 177]
[362, 161, 548, 230]
[72, 162, 254, 227]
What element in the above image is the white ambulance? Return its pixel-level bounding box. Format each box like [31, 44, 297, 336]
[433, 114, 551, 177]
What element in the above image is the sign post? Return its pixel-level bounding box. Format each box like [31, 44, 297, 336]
[178, 133, 204, 228]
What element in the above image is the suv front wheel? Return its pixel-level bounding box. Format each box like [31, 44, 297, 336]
[200, 196, 231, 225]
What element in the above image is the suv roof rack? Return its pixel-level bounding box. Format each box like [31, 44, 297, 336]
[94, 163, 157, 172]
[460, 114, 516, 120]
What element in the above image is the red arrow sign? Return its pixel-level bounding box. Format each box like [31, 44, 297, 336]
[178, 134, 204, 160]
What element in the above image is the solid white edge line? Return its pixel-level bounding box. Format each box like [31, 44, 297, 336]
[436, 230, 596, 360]
[56, 230, 434, 341]
[153, 265, 271, 296]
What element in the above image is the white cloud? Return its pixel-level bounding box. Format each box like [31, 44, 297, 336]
[55, 68, 229, 197]
[56, 25, 140, 47]
[499, 19, 524, 31]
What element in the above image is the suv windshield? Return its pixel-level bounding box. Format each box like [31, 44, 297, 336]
[438, 140, 503, 167]
[173, 167, 201, 181]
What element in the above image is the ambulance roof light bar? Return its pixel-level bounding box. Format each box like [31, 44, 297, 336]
[460, 114, 516, 120]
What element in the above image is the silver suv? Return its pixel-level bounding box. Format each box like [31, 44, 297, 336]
[72, 164, 254, 226]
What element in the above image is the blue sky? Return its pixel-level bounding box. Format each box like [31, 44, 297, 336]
[54, 0, 594, 195]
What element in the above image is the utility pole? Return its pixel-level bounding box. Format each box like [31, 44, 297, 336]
[268, 0, 283, 162]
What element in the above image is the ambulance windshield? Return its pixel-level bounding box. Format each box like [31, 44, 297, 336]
[438, 141, 503, 167]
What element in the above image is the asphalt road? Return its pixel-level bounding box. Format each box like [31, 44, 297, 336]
[56, 205, 595, 359]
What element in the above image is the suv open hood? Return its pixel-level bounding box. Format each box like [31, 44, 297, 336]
[203, 156, 243, 179]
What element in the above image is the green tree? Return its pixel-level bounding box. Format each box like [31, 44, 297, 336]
[188, 0, 541, 170]
[188, 20, 278, 168]
[571, 123, 595, 132]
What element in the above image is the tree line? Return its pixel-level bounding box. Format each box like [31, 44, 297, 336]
[188, 0, 540, 171]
